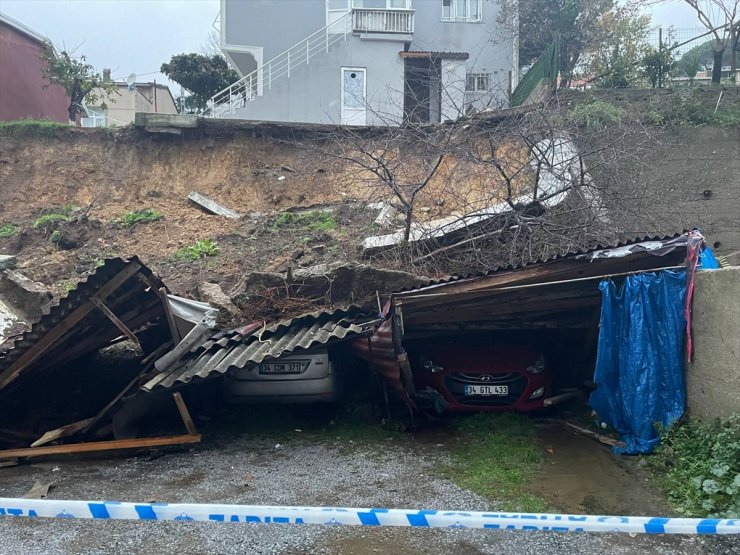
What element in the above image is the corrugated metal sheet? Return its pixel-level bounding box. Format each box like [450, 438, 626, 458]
[142, 306, 382, 391]
[0, 257, 167, 394]
[394, 232, 688, 295]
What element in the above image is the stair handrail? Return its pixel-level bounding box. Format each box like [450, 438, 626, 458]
[206, 12, 353, 117]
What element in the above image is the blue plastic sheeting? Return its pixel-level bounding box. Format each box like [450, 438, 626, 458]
[699, 246, 720, 270]
[589, 270, 687, 455]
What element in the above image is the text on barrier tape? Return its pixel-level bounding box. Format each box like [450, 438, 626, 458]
[1, 498, 738, 535]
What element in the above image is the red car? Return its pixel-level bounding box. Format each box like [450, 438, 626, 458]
[410, 341, 551, 413]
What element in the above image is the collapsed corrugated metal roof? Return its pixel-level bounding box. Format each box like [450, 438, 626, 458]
[394, 232, 688, 295]
[141, 306, 382, 391]
[0, 257, 169, 394]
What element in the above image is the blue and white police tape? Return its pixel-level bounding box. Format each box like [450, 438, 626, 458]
[1, 498, 738, 534]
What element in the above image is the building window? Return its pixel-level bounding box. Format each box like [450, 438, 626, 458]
[466, 73, 491, 92]
[442, 0, 482, 22]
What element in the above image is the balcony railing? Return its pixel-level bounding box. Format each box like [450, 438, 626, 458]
[352, 9, 414, 35]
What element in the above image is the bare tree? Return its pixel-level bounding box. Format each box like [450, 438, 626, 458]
[642, 0, 738, 83]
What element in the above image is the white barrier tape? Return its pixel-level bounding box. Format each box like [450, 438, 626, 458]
[1, 498, 738, 534]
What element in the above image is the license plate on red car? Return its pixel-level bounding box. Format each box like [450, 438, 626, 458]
[465, 385, 508, 396]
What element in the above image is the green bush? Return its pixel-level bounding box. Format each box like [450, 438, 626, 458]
[0, 224, 18, 237]
[570, 99, 625, 130]
[272, 210, 338, 231]
[649, 416, 739, 518]
[120, 208, 162, 228]
[175, 239, 220, 261]
[50, 229, 62, 244]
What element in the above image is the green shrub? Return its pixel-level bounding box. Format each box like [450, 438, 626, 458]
[175, 239, 220, 261]
[50, 229, 62, 244]
[0, 224, 18, 237]
[32, 213, 72, 228]
[570, 99, 625, 130]
[649, 416, 739, 518]
[120, 208, 162, 228]
[272, 210, 338, 231]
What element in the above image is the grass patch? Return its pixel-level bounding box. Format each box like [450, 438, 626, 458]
[0, 119, 69, 138]
[120, 208, 162, 228]
[443, 413, 546, 512]
[570, 99, 625, 130]
[272, 210, 338, 232]
[175, 239, 220, 261]
[0, 224, 18, 238]
[649, 416, 739, 518]
[32, 213, 72, 228]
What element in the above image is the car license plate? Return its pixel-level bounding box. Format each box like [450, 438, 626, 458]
[465, 385, 508, 396]
[258, 361, 308, 374]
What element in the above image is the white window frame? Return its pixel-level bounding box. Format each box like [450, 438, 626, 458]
[350, 0, 412, 8]
[442, 0, 482, 22]
[465, 72, 491, 92]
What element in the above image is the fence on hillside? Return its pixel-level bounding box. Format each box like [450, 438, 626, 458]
[510, 39, 560, 107]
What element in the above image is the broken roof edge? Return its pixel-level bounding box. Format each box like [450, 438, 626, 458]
[392, 232, 690, 298]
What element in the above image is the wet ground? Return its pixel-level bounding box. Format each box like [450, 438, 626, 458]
[0, 415, 736, 554]
[531, 423, 670, 516]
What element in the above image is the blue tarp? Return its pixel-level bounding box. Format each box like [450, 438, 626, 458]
[699, 246, 721, 269]
[589, 270, 687, 455]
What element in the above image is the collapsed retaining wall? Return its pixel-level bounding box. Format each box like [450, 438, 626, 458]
[686, 266, 740, 421]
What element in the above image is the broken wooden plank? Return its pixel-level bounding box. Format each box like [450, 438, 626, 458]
[562, 422, 624, 449]
[157, 287, 182, 344]
[0, 261, 142, 391]
[543, 390, 582, 407]
[187, 191, 241, 219]
[31, 418, 95, 448]
[172, 392, 197, 436]
[0, 459, 19, 468]
[90, 297, 140, 346]
[0, 434, 201, 459]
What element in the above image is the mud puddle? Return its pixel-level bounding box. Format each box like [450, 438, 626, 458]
[530, 422, 670, 515]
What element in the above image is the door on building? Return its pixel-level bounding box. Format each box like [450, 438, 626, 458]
[341, 67, 367, 125]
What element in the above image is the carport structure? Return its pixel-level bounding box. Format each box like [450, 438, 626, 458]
[356, 233, 691, 409]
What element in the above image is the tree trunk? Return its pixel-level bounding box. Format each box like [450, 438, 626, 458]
[711, 46, 725, 84]
[403, 209, 413, 242]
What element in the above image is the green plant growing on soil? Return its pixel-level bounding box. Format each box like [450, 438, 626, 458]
[32, 213, 72, 228]
[175, 239, 221, 261]
[50, 229, 62, 244]
[120, 209, 163, 228]
[649, 416, 739, 518]
[570, 99, 625, 130]
[0, 224, 18, 237]
[443, 413, 546, 512]
[0, 119, 69, 138]
[272, 210, 338, 232]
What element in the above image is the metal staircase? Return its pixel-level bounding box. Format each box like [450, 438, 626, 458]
[206, 13, 353, 118]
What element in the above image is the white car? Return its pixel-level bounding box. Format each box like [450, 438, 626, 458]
[224, 349, 338, 404]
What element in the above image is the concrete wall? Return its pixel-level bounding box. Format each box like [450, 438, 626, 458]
[0, 20, 69, 122]
[222, 0, 514, 123]
[686, 266, 740, 421]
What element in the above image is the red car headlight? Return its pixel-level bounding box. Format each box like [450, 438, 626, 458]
[527, 355, 546, 374]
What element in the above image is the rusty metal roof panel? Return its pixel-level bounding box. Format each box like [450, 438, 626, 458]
[143, 307, 382, 391]
[0, 257, 166, 393]
[394, 232, 688, 295]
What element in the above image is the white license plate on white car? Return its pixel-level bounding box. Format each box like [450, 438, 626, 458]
[465, 385, 508, 396]
[259, 361, 308, 374]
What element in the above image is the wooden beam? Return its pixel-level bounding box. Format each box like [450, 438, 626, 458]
[172, 392, 197, 436]
[157, 287, 182, 344]
[0, 434, 201, 460]
[0, 261, 142, 391]
[563, 422, 624, 449]
[31, 418, 95, 448]
[90, 298, 140, 346]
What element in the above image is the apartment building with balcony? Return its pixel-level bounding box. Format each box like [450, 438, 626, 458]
[212, 0, 518, 125]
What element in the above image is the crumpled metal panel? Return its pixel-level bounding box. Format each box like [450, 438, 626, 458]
[144, 307, 381, 390]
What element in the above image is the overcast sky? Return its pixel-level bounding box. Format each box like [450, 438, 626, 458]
[0, 0, 707, 96]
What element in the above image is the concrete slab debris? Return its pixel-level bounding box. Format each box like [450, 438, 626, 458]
[0, 255, 17, 270]
[187, 191, 241, 219]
